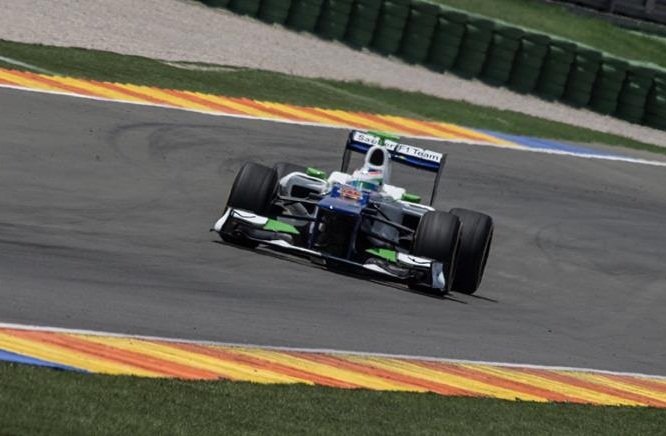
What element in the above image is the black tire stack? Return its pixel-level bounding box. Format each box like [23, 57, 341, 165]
[535, 38, 576, 101]
[562, 46, 603, 107]
[644, 72, 666, 131]
[508, 32, 550, 94]
[229, 0, 262, 16]
[317, 0, 355, 40]
[481, 24, 524, 86]
[370, 0, 411, 55]
[345, 0, 383, 48]
[258, 0, 293, 24]
[589, 56, 629, 114]
[453, 17, 494, 78]
[398, 1, 440, 64]
[287, 0, 326, 32]
[426, 9, 467, 72]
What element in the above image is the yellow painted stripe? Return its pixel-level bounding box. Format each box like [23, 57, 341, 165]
[566, 371, 666, 405]
[50, 76, 147, 102]
[377, 115, 460, 140]
[347, 356, 545, 402]
[115, 85, 215, 111]
[77, 335, 305, 384]
[209, 95, 285, 118]
[257, 101, 343, 125]
[461, 364, 643, 406]
[0, 67, 524, 147]
[0, 69, 62, 92]
[0, 332, 160, 377]
[316, 108, 389, 130]
[227, 348, 425, 392]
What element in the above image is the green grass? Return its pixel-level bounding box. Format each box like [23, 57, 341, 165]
[1, 363, 665, 435]
[0, 39, 664, 155]
[433, 0, 666, 69]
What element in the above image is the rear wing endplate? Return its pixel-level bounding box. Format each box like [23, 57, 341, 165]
[341, 130, 447, 206]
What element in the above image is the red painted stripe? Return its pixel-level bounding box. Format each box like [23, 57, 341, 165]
[415, 361, 586, 404]
[167, 342, 361, 389]
[355, 112, 433, 137]
[227, 98, 306, 121]
[598, 374, 666, 395]
[14, 70, 100, 97]
[0, 75, 23, 87]
[298, 107, 365, 127]
[7, 330, 218, 380]
[518, 368, 666, 408]
[291, 352, 478, 396]
[88, 80, 175, 106]
[158, 89, 245, 115]
[421, 120, 494, 142]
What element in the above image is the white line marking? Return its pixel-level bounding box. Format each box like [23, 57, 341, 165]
[1, 321, 664, 380]
[1, 83, 665, 167]
[0, 55, 57, 75]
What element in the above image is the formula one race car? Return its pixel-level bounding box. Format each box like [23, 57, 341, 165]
[212, 130, 493, 295]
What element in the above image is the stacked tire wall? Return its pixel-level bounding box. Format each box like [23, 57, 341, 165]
[198, 0, 666, 132]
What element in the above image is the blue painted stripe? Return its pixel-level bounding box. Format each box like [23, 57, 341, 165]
[0, 349, 86, 372]
[482, 130, 624, 158]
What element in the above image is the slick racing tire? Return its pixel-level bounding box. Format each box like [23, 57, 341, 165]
[450, 208, 493, 294]
[223, 162, 278, 247]
[273, 162, 307, 181]
[410, 211, 461, 294]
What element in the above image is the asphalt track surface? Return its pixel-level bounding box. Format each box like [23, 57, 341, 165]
[2, 88, 666, 374]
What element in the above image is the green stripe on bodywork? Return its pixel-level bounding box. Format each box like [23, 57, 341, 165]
[401, 192, 421, 204]
[306, 167, 327, 180]
[366, 248, 397, 263]
[263, 219, 300, 235]
[368, 131, 401, 145]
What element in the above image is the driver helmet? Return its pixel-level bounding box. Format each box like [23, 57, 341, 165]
[350, 167, 383, 192]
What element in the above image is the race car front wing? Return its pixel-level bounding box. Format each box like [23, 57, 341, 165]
[212, 208, 447, 291]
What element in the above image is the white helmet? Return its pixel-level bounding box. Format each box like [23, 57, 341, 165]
[349, 145, 391, 192]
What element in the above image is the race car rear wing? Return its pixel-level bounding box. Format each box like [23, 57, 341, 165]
[341, 130, 447, 206]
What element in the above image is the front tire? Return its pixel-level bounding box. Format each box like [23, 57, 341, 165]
[410, 211, 461, 293]
[450, 208, 493, 294]
[222, 162, 278, 247]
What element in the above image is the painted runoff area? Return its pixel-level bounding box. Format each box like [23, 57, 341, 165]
[0, 67, 664, 167]
[1, 323, 665, 408]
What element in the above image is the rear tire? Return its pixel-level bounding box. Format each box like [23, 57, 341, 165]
[410, 211, 461, 293]
[450, 208, 493, 294]
[223, 162, 278, 247]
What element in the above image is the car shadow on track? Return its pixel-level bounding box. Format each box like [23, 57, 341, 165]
[212, 240, 470, 304]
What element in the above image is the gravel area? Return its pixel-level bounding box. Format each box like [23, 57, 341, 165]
[1, 0, 665, 146]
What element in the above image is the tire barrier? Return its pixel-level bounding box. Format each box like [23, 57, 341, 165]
[345, 0, 383, 48]
[535, 38, 576, 101]
[258, 0, 293, 24]
[229, 0, 261, 16]
[562, 46, 602, 107]
[287, 0, 326, 32]
[616, 64, 655, 123]
[398, 1, 440, 64]
[204, 0, 666, 131]
[589, 56, 629, 114]
[481, 24, 524, 86]
[426, 9, 467, 72]
[199, 0, 230, 7]
[453, 17, 494, 78]
[644, 72, 666, 130]
[316, 0, 355, 40]
[371, 0, 411, 55]
[508, 32, 550, 94]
